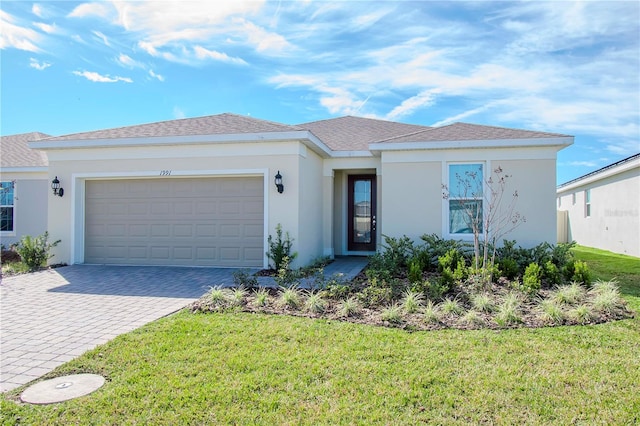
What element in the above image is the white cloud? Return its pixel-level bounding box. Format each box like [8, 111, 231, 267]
[33, 22, 57, 34]
[0, 10, 43, 52]
[239, 19, 294, 54]
[29, 57, 51, 70]
[73, 70, 132, 83]
[32, 4, 44, 18]
[193, 46, 247, 65]
[149, 69, 164, 82]
[173, 106, 186, 119]
[565, 160, 599, 168]
[386, 90, 440, 121]
[92, 31, 110, 46]
[68, 2, 114, 19]
[116, 53, 143, 68]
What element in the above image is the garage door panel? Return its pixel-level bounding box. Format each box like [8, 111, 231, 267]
[85, 177, 264, 267]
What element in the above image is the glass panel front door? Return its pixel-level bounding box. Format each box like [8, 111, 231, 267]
[348, 175, 376, 251]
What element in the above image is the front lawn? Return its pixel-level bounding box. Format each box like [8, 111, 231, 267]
[1, 246, 638, 425]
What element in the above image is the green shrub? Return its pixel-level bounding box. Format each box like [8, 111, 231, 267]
[470, 293, 495, 313]
[252, 288, 270, 307]
[400, 289, 424, 314]
[542, 260, 562, 286]
[381, 304, 403, 324]
[588, 280, 624, 315]
[274, 256, 299, 287]
[232, 269, 258, 289]
[337, 297, 362, 318]
[551, 282, 586, 305]
[422, 300, 441, 324]
[366, 235, 416, 281]
[410, 279, 449, 302]
[228, 287, 248, 307]
[358, 285, 393, 308]
[568, 305, 593, 325]
[499, 257, 520, 280]
[419, 233, 467, 271]
[304, 292, 327, 314]
[459, 310, 485, 327]
[266, 224, 297, 271]
[15, 232, 60, 271]
[438, 248, 464, 273]
[278, 285, 302, 309]
[495, 292, 523, 326]
[537, 299, 565, 325]
[521, 262, 542, 295]
[571, 260, 592, 287]
[440, 298, 464, 316]
[407, 257, 423, 284]
[320, 281, 352, 300]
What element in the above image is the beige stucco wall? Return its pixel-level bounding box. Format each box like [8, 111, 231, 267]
[0, 171, 48, 247]
[296, 147, 324, 265]
[379, 148, 560, 249]
[557, 162, 639, 257]
[43, 141, 311, 268]
[380, 161, 442, 242]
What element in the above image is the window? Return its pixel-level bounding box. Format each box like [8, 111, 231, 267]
[585, 189, 591, 217]
[1, 181, 15, 232]
[572, 193, 576, 205]
[448, 163, 483, 234]
[558, 197, 561, 208]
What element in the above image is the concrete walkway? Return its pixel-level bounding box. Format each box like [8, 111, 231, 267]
[0, 257, 367, 393]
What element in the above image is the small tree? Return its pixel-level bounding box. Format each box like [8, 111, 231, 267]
[442, 166, 525, 284]
[266, 223, 297, 271]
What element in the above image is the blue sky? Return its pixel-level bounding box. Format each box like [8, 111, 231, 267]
[1, 1, 638, 184]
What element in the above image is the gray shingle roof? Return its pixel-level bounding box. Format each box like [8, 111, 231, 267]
[45, 113, 303, 142]
[1, 132, 50, 168]
[298, 116, 431, 151]
[375, 122, 571, 144]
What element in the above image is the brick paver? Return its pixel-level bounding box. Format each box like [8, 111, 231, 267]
[0, 258, 367, 393]
[0, 265, 238, 392]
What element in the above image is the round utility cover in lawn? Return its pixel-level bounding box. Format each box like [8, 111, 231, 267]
[20, 374, 105, 404]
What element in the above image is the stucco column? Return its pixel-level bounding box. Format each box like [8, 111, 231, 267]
[322, 171, 335, 258]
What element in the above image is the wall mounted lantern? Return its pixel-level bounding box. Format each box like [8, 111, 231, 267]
[274, 170, 284, 194]
[51, 176, 64, 197]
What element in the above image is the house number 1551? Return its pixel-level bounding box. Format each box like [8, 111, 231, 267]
[160, 170, 172, 176]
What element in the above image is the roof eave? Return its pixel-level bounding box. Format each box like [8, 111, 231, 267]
[557, 155, 640, 191]
[29, 131, 324, 151]
[369, 136, 574, 152]
[0, 166, 48, 173]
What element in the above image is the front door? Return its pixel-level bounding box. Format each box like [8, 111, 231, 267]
[348, 175, 376, 251]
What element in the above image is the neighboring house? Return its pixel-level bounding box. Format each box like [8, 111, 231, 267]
[0, 132, 51, 247]
[557, 153, 640, 258]
[27, 113, 572, 268]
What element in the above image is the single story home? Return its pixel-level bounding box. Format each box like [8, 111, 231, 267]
[0, 132, 51, 247]
[557, 153, 639, 258]
[24, 113, 572, 269]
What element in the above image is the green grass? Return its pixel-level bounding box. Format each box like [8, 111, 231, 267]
[1, 246, 638, 425]
[572, 245, 640, 310]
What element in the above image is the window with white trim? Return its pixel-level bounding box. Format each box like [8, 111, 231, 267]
[585, 189, 591, 218]
[447, 163, 483, 234]
[1, 181, 15, 233]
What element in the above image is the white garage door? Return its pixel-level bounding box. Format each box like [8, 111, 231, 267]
[84, 177, 264, 267]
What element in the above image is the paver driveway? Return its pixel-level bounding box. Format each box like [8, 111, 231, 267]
[0, 265, 238, 392]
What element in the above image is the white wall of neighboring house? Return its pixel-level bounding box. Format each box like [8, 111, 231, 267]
[0, 171, 48, 247]
[557, 154, 640, 258]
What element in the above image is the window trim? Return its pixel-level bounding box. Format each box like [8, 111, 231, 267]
[585, 189, 591, 218]
[444, 162, 485, 239]
[0, 180, 16, 236]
